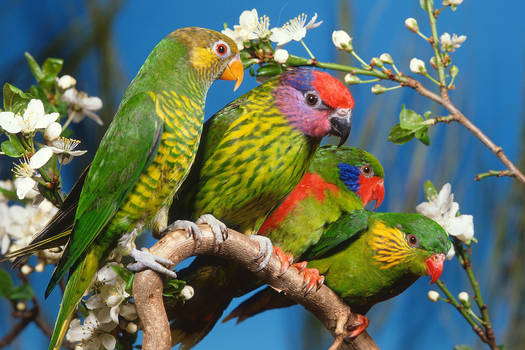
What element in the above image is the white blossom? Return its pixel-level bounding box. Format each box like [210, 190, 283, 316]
[458, 291, 469, 304]
[409, 58, 427, 74]
[12, 148, 52, 200]
[270, 13, 322, 46]
[57, 75, 77, 90]
[443, 0, 463, 6]
[273, 49, 289, 64]
[61, 88, 103, 125]
[440, 32, 467, 52]
[6, 199, 58, 254]
[48, 137, 87, 165]
[44, 122, 62, 142]
[405, 18, 419, 33]
[0, 99, 58, 134]
[344, 74, 360, 85]
[181, 285, 194, 300]
[125, 322, 138, 334]
[379, 53, 393, 65]
[416, 183, 475, 245]
[332, 30, 352, 50]
[67, 312, 117, 350]
[222, 9, 271, 50]
[371, 84, 387, 95]
[428, 290, 440, 302]
[0, 202, 12, 254]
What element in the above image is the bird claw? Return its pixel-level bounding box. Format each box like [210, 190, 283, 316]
[293, 261, 325, 295]
[167, 220, 203, 245]
[273, 246, 294, 275]
[127, 248, 177, 278]
[249, 235, 273, 272]
[196, 213, 229, 248]
[347, 314, 369, 338]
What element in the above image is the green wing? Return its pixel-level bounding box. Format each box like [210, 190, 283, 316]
[46, 92, 163, 296]
[301, 210, 371, 260]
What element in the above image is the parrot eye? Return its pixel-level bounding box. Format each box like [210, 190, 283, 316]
[304, 91, 321, 107]
[360, 165, 373, 178]
[407, 234, 419, 247]
[213, 40, 231, 58]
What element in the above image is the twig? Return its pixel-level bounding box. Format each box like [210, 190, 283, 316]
[475, 170, 513, 181]
[133, 225, 379, 350]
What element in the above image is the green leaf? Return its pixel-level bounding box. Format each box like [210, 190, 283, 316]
[3, 83, 31, 113]
[423, 180, 439, 201]
[387, 124, 415, 144]
[42, 58, 63, 78]
[162, 278, 186, 298]
[25, 52, 44, 82]
[7, 134, 27, 154]
[256, 64, 283, 78]
[399, 105, 424, 130]
[8, 283, 34, 301]
[111, 264, 134, 285]
[1, 140, 22, 157]
[415, 127, 430, 145]
[423, 111, 433, 119]
[0, 270, 13, 298]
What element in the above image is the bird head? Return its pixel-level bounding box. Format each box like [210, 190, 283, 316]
[274, 68, 354, 145]
[169, 27, 244, 90]
[370, 213, 451, 284]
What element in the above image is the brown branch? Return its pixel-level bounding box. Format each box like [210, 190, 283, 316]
[400, 77, 525, 184]
[133, 225, 379, 350]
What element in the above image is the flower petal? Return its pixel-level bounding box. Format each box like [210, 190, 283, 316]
[29, 147, 53, 169]
[15, 177, 36, 200]
[81, 96, 103, 111]
[24, 99, 45, 119]
[100, 334, 116, 350]
[0, 112, 22, 133]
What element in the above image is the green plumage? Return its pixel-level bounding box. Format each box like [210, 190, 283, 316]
[45, 27, 240, 350]
[228, 210, 451, 321]
[168, 68, 354, 349]
[260, 145, 384, 257]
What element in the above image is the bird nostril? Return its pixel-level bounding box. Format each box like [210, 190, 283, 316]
[337, 108, 350, 117]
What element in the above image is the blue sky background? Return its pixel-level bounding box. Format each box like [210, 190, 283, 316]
[0, 0, 524, 349]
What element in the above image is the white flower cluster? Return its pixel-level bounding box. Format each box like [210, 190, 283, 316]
[440, 32, 467, 52]
[416, 183, 475, 255]
[222, 9, 322, 59]
[0, 180, 58, 260]
[61, 77, 103, 126]
[67, 263, 138, 350]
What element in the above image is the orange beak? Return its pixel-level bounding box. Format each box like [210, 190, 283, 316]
[220, 54, 244, 91]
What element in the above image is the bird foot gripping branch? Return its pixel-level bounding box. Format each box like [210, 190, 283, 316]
[127, 248, 177, 279]
[167, 214, 229, 248]
[249, 235, 274, 271]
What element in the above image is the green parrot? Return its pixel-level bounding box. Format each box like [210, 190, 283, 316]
[31, 27, 244, 350]
[168, 144, 382, 348]
[167, 68, 355, 348]
[225, 210, 451, 337]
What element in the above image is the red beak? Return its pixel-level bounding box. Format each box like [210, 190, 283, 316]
[425, 253, 445, 284]
[357, 176, 385, 210]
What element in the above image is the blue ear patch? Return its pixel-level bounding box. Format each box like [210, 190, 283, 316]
[280, 68, 314, 93]
[338, 163, 360, 192]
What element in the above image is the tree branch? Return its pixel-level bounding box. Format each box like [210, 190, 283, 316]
[133, 225, 379, 350]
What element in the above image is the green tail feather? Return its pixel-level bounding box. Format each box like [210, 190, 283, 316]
[48, 249, 101, 350]
[0, 230, 71, 265]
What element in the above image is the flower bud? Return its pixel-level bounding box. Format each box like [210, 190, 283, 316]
[370, 57, 383, 68]
[458, 291, 470, 305]
[344, 74, 361, 85]
[450, 65, 459, 78]
[443, 0, 463, 6]
[429, 57, 438, 70]
[427, 290, 440, 302]
[379, 53, 393, 65]
[274, 49, 289, 64]
[57, 75, 77, 90]
[35, 262, 45, 273]
[371, 84, 387, 95]
[126, 322, 138, 334]
[332, 30, 353, 51]
[16, 301, 26, 311]
[44, 122, 62, 142]
[181, 285, 194, 300]
[21, 264, 33, 275]
[409, 58, 427, 75]
[405, 18, 419, 33]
